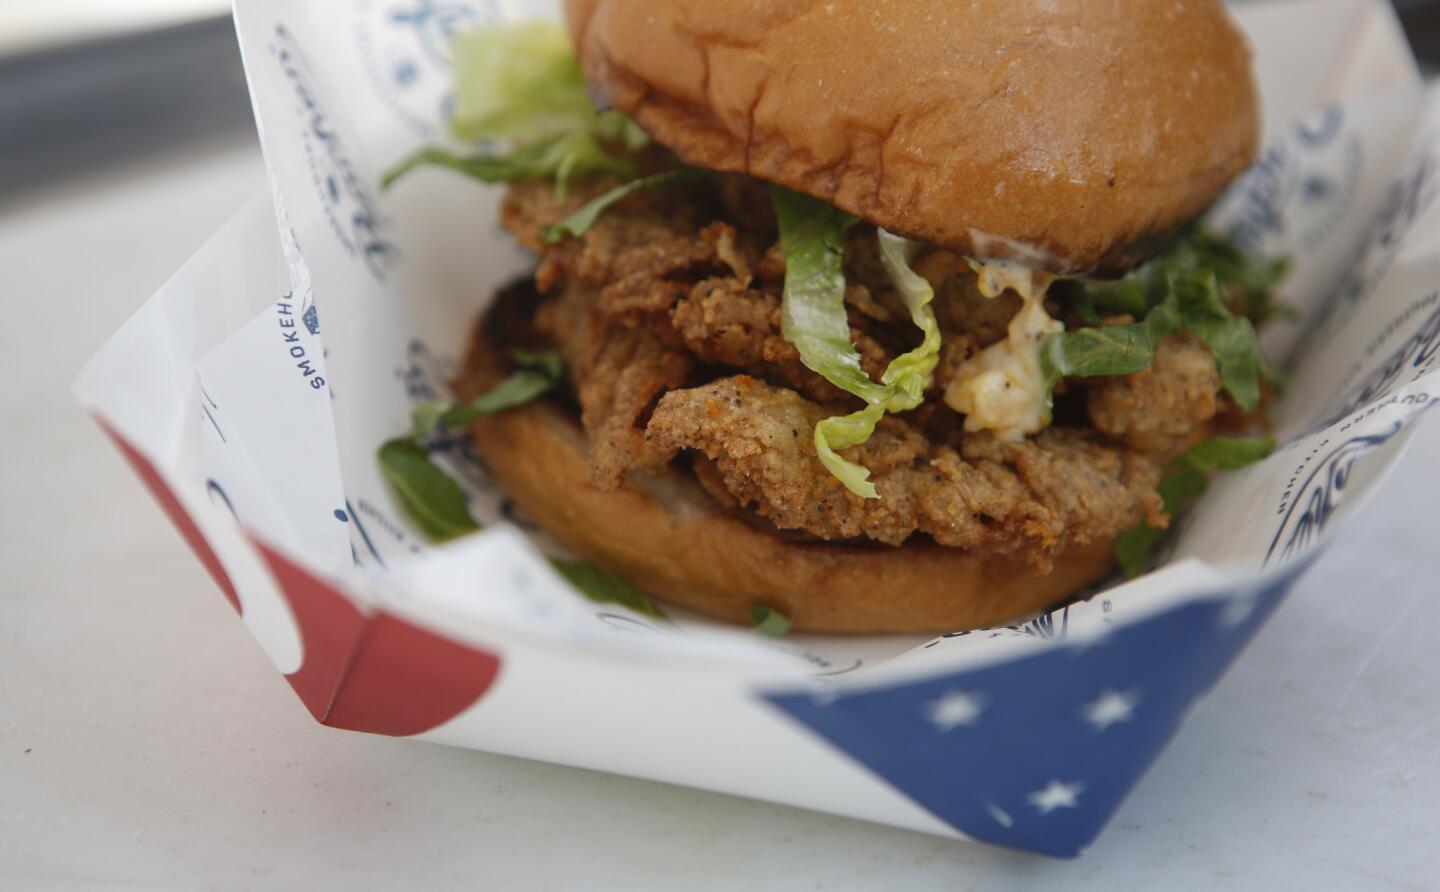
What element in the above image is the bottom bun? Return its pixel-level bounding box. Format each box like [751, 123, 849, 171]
[459, 363, 1117, 635]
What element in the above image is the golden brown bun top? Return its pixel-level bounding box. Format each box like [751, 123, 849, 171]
[566, 0, 1259, 275]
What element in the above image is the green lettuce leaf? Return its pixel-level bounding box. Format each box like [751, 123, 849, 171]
[429, 372, 554, 431]
[384, 21, 645, 196]
[1170, 272, 1264, 411]
[1041, 321, 1161, 381]
[411, 349, 563, 437]
[542, 169, 703, 243]
[749, 605, 793, 637]
[382, 131, 637, 197]
[385, 349, 562, 538]
[378, 346, 659, 616]
[1165, 232, 1290, 320]
[772, 188, 882, 402]
[550, 559, 666, 619]
[511, 347, 564, 381]
[1117, 434, 1276, 577]
[1114, 524, 1167, 579]
[378, 438, 480, 543]
[772, 186, 946, 497]
[1178, 434, 1278, 471]
[378, 438, 663, 615]
[876, 230, 944, 408]
[1077, 274, 1153, 320]
[448, 21, 598, 143]
[965, 233, 1277, 425]
[1038, 290, 1182, 405]
[378, 441, 664, 615]
[1079, 232, 1286, 319]
[1070, 233, 1280, 411]
[809, 228, 945, 497]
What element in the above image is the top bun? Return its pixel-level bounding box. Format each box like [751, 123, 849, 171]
[565, 0, 1259, 275]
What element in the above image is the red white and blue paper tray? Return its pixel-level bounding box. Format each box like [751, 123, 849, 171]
[75, 0, 1439, 857]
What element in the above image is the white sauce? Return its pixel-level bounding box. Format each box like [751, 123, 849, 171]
[944, 260, 1062, 441]
[965, 228, 1070, 272]
[965, 257, 1055, 303]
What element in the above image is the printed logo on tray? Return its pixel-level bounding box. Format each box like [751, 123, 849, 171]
[1222, 108, 1362, 255]
[272, 24, 397, 281]
[356, 0, 499, 136]
[1268, 291, 1440, 567]
[1312, 138, 1440, 341]
[277, 291, 328, 391]
[1314, 295, 1440, 431]
[1265, 420, 1409, 567]
[925, 602, 1096, 647]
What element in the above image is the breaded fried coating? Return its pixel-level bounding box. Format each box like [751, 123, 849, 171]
[644, 376, 1165, 569]
[1087, 333, 1223, 453]
[498, 177, 1207, 561]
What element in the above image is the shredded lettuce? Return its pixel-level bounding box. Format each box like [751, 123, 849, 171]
[812, 229, 944, 496]
[771, 187, 944, 498]
[383, 21, 644, 197]
[772, 188, 882, 401]
[382, 133, 637, 197]
[750, 605, 793, 637]
[448, 22, 596, 143]
[542, 169, 703, 243]
[1115, 434, 1276, 577]
[876, 230, 944, 408]
[511, 347, 564, 380]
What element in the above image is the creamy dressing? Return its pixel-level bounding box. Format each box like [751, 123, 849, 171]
[944, 259, 1062, 440]
[964, 228, 1069, 270]
[965, 257, 1055, 303]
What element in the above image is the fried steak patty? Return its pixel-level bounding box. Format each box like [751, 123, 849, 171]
[493, 175, 1231, 571]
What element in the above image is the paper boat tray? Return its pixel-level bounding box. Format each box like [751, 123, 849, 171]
[75, 0, 1439, 856]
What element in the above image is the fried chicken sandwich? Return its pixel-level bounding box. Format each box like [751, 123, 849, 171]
[382, 0, 1285, 633]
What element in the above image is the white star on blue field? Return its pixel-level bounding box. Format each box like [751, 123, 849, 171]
[1082, 689, 1139, 731]
[1027, 780, 1084, 815]
[926, 690, 986, 731]
[763, 566, 1300, 857]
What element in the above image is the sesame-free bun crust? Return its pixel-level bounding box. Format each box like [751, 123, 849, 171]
[565, 0, 1259, 275]
[460, 353, 1116, 634]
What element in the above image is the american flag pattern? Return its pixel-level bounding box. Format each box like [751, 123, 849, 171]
[765, 561, 1310, 857]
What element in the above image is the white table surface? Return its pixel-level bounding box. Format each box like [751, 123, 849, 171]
[3, 138, 1438, 891]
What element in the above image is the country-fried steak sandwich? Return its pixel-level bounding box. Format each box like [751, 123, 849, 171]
[382, 0, 1285, 632]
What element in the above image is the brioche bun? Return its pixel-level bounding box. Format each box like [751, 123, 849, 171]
[459, 341, 1115, 634]
[565, 0, 1259, 275]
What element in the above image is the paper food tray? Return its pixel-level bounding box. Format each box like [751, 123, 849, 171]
[75, 0, 1439, 856]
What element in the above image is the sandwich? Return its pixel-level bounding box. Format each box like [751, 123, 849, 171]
[381, 0, 1286, 633]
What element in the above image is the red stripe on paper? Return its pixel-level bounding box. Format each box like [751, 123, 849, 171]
[253, 541, 367, 721]
[98, 420, 501, 737]
[99, 421, 241, 614]
[255, 542, 502, 736]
